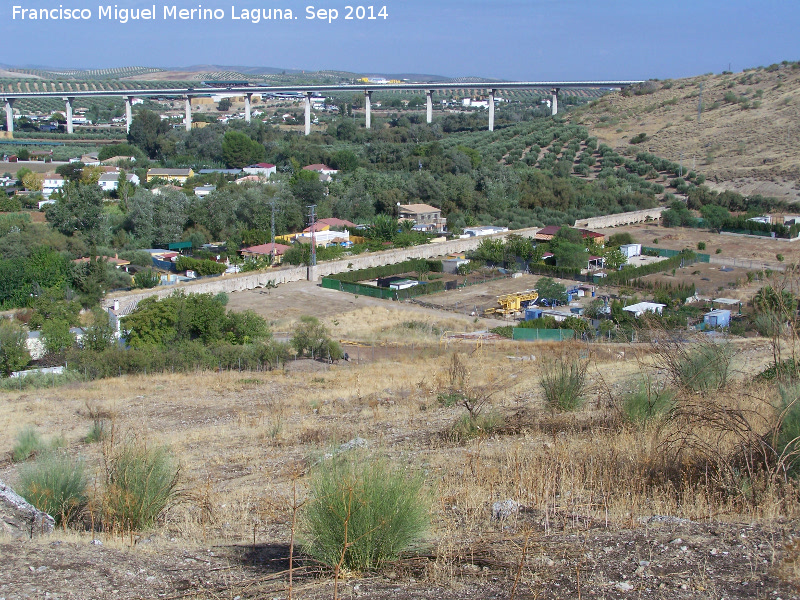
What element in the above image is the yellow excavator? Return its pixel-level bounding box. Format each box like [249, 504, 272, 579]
[483, 290, 538, 316]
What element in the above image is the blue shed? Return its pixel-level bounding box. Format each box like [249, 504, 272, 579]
[704, 309, 731, 328]
[524, 308, 543, 321]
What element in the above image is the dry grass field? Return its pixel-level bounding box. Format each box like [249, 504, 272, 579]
[2, 282, 799, 599]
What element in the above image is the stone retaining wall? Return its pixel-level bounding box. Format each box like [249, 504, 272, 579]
[103, 227, 541, 315]
[574, 207, 665, 229]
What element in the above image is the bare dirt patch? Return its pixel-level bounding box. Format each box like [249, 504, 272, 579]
[597, 222, 798, 265]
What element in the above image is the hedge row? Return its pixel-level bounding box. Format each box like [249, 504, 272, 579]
[175, 256, 227, 276]
[331, 259, 443, 284]
[65, 340, 289, 380]
[605, 251, 696, 285]
[721, 216, 800, 239]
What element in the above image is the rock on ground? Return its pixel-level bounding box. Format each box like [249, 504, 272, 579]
[0, 478, 55, 539]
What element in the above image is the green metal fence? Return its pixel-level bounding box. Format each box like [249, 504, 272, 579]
[322, 278, 396, 299]
[512, 328, 576, 341]
[642, 247, 710, 263]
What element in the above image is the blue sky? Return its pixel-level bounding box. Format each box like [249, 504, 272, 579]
[3, 0, 798, 80]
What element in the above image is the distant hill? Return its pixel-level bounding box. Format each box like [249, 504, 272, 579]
[0, 63, 502, 85]
[569, 62, 800, 203]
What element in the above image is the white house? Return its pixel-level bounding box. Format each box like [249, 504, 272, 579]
[194, 184, 216, 198]
[622, 302, 666, 318]
[462, 98, 488, 109]
[98, 172, 139, 192]
[42, 172, 65, 197]
[242, 163, 277, 177]
[295, 229, 350, 247]
[302, 164, 338, 177]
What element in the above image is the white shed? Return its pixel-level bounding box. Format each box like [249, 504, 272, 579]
[622, 302, 665, 318]
[619, 243, 642, 259]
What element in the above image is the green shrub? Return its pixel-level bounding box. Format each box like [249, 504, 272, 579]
[677, 343, 734, 393]
[104, 442, 179, 532]
[302, 456, 429, 572]
[490, 325, 513, 338]
[84, 419, 108, 444]
[540, 356, 589, 412]
[777, 385, 800, 474]
[12, 426, 44, 462]
[622, 381, 676, 424]
[18, 451, 88, 526]
[133, 269, 160, 289]
[697, 242, 706, 250]
[450, 411, 504, 441]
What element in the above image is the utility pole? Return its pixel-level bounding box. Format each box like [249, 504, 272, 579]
[270, 195, 276, 264]
[698, 82, 703, 123]
[308, 204, 317, 267]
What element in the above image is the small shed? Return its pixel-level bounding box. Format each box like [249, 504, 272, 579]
[619, 243, 642, 258]
[524, 308, 543, 321]
[704, 309, 731, 328]
[622, 302, 666, 318]
[389, 279, 419, 291]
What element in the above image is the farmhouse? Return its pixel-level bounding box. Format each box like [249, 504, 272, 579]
[146, 168, 194, 183]
[240, 242, 291, 264]
[98, 172, 139, 192]
[295, 229, 350, 247]
[42, 172, 64, 197]
[303, 218, 356, 233]
[399, 203, 447, 233]
[243, 163, 277, 177]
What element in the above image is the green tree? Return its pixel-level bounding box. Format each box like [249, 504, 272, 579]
[535, 277, 568, 304]
[0, 320, 31, 376]
[700, 204, 730, 231]
[82, 309, 116, 352]
[291, 315, 343, 360]
[604, 248, 627, 271]
[217, 97, 232, 111]
[290, 169, 325, 207]
[332, 149, 359, 171]
[55, 162, 85, 182]
[370, 213, 399, 242]
[552, 241, 587, 269]
[606, 232, 634, 247]
[474, 238, 505, 264]
[41, 319, 74, 354]
[22, 171, 43, 192]
[133, 269, 160, 289]
[221, 131, 265, 168]
[127, 109, 170, 159]
[45, 183, 109, 247]
[225, 310, 270, 344]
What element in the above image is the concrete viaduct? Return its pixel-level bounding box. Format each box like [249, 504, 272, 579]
[2, 80, 641, 136]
